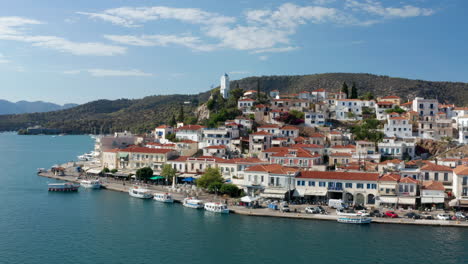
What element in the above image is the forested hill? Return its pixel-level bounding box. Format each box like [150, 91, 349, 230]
[229, 73, 468, 106]
[0, 73, 467, 134]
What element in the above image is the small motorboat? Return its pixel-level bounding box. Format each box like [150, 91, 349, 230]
[80, 179, 101, 189]
[204, 202, 229, 214]
[153, 193, 174, 203]
[128, 186, 153, 199]
[183, 197, 204, 209]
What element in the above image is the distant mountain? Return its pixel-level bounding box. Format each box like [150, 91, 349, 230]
[0, 73, 467, 134]
[0, 100, 78, 115]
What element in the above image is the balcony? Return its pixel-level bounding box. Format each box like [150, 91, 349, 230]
[328, 186, 343, 192]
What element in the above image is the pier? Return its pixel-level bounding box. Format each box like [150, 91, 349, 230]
[38, 166, 468, 228]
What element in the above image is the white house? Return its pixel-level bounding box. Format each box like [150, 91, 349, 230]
[304, 112, 326, 127]
[452, 165, 468, 207]
[154, 125, 174, 144]
[378, 138, 416, 159]
[175, 125, 205, 142]
[412, 97, 438, 117]
[383, 116, 413, 138]
[421, 181, 446, 208]
[202, 126, 239, 148]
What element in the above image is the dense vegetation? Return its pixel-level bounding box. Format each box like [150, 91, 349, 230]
[1, 73, 467, 133]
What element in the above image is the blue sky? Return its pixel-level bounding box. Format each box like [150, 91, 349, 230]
[0, 0, 466, 104]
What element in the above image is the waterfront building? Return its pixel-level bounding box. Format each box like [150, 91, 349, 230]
[420, 163, 453, 191]
[376, 173, 400, 207]
[451, 164, 468, 208]
[420, 181, 446, 208]
[101, 149, 119, 169]
[295, 171, 379, 206]
[95, 131, 137, 152]
[117, 146, 178, 171]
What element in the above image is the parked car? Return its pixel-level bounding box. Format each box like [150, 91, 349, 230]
[404, 212, 421, 219]
[280, 204, 290, 212]
[328, 199, 347, 209]
[436, 214, 451, 220]
[357, 210, 370, 217]
[385, 211, 398, 218]
[305, 207, 317, 214]
[455, 212, 467, 220]
[421, 214, 434, 220]
[369, 210, 383, 217]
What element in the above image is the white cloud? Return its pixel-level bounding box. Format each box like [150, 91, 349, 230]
[312, 0, 336, 5]
[78, 6, 235, 28]
[0, 53, 10, 63]
[64, 69, 153, 77]
[259, 55, 269, 61]
[250, 46, 298, 54]
[103, 34, 216, 51]
[0, 16, 126, 56]
[345, 0, 434, 18]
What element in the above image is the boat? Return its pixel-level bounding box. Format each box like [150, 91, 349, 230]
[336, 209, 372, 224]
[80, 179, 101, 189]
[37, 168, 46, 174]
[204, 202, 230, 214]
[128, 186, 153, 199]
[153, 193, 174, 203]
[48, 182, 80, 192]
[77, 151, 99, 161]
[182, 197, 204, 209]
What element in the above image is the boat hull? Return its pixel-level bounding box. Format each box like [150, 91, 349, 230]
[337, 217, 372, 224]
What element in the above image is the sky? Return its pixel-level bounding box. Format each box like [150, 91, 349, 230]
[0, 0, 467, 104]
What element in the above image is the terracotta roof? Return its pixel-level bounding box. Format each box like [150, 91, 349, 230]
[330, 152, 352, 157]
[331, 145, 356, 149]
[239, 98, 255, 102]
[251, 131, 272, 136]
[258, 124, 280, 128]
[420, 163, 452, 172]
[377, 101, 394, 105]
[454, 107, 468, 111]
[271, 148, 320, 158]
[389, 116, 408, 120]
[177, 125, 205, 131]
[329, 131, 342, 135]
[169, 156, 190, 162]
[454, 164, 468, 175]
[381, 96, 400, 99]
[380, 173, 400, 182]
[422, 181, 445, 191]
[218, 157, 263, 164]
[291, 144, 324, 149]
[312, 88, 326, 92]
[204, 145, 227, 149]
[179, 139, 198, 144]
[297, 171, 379, 181]
[156, 125, 171, 129]
[271, 89, 279, 92]
[400, 177, 418, 184]
[103, 148, 120, 153]
[245, 164, 298, 174]
[121, 146, 174, 154]
[309, 133, 325, 138]
[379, 159, 403, 165]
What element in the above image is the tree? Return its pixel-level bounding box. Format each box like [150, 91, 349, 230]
[385, 106, 406, 114]
[169, 114, 177, 126]
[350, 82, 358, 99]
[177, 105, 184, 122]
[257, 80, 261, 100]
[341, 82, 349, 98]
[101, 167, 110, 174]
[110, 168, 118, 173]
[361, 92, 374, 100]
[220, 183, 240, 197]
[196, 167, 223, 189]
[208, 182, 223, 194]
[136, 167, 153, 182]
[161, 164, 177, 184]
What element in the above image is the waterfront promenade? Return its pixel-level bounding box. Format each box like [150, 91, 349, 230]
[38, 164, 468, 228]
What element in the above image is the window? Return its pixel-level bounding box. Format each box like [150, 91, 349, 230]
[366, 183, 371, 189]
[319, 182, 326, 187]
[261, 176, 264, 182]
[424, 172, 429, 180]
[357, 183, 364, 189]
[444, 173, 448, 181]
[434, 173, 439, 181]
[410, 185, 414, 192]
[308, 181, 315, 186]
[345, 183, 352, 188]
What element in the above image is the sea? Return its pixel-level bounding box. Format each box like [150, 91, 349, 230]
[0, 133, 467, 264]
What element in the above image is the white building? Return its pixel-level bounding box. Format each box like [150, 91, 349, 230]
[154, 125, 173, 143]
[457, 115, 468, 144]
[378, 138, 416, 159]
[412, 97, 438, 117]
[383, 116, 413, 138]
[175, 125, 205, 142]
[202, 126, 240, 148]
[452, 165, 468, 207]
[220, 73, 230, 99]
[304, 112, 326, 127]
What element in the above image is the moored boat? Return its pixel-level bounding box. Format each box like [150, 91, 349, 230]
[204, 202, 229, 214]
[153, 193, 174, 203]
[183, 197, 204, 209]
[128, 186, 153, 199]
[80, 179, 101, 189]
[48, 182, 80, 192]
[337, 215, 372, 224]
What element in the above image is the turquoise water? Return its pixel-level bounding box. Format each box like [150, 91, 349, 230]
[0, 133, 467, 264]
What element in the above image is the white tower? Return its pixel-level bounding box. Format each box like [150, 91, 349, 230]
[220, 73, 230, 99]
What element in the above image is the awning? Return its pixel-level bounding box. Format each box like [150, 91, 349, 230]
[113, 173, 129, 177]
[378, 196, 398, 204]
[118, 153, 129, 158]
[182, 177, 195, 182]
[379, 184, 397, 189]
[150, 176, 164, 180]
[260, 193, 285, 199]
[86, 168, 102, 174]
[260, 188, 288, 199]
[398, 197, 416, 205]
[295, 188, 328, 197]
[421, 197, 444, 204]
[241, 196, 260, 203]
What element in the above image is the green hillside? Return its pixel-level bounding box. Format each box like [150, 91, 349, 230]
[0, 73, 467, 134]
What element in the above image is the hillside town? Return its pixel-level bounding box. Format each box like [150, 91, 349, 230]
[90, 73, 468, 212]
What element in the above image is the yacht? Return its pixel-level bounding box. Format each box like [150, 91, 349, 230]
[153, 193, 174, 203]
[182, 197, 204, 209]
[128, 186, 153, 199]
[48, 182, 80, 192]
[80, 179, 102, 189]
[336, 209, 372, 224]
[204, 202, 230, 214]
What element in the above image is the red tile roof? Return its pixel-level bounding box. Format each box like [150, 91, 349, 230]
[379, 159, 403, 165]
[297, 171, 379, 181]
[309, 133, 325, 138]
[400, 177, 418, 184]
[177, 125, 205, 131]
[204, 145, 227, 149]
[179, 139, 198, 143]
[381, 96, 400, 99]
[245, 164, 298, 174]
[420, 163, 452, 172]
[156, 125, 171, 129]
[291, 144, 324, 149]
[258, 124, 280, 129]
[330, 152, 352, 157]
[422, 180, 445, 191]
[239, 98, 255, 101]
[331, 145, 356, 149]
[218, 157, 263, 164]
[312, 88, 326, 92]
[251, 131, 272, 136]
[454, 164, 468, 175]
[121, 146, 174, 154]
[380, 174, 400, 182]
[281, 125, 299, 130]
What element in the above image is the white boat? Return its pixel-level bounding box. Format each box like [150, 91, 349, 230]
[204, 202, 230, 214]
[128, 186, 153, 199]
[153, 193, 174, 203]
[77, 151, 99, 161]
[337, 215, 372, 224]
[48, 182, 80, 192]
[183, 197, 204, 209]
[80, 179, 101, 189]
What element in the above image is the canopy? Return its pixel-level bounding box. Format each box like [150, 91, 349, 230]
[398, 197, 416, 205]
[421, 197, 444, 204]
[241, 196, 260, 203]
[260, 188, 288, 199]
[378, 196, 398, 204]
[182, 177, 195, 182]
[86, 168, 102, 174]
[150, 176, 164, 180]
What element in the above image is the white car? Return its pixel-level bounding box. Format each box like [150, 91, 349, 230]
[436, 214, 451, 220]
[357, 210, 370, 217]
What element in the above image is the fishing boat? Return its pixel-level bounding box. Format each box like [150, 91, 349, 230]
[48, 182, 80, 192]
[128, 186, 153, 199]
[153, 193, 174, 203]
[204, 202, 229, 214]
[80, 179, 101, 189]
[183, 197, 204, 209]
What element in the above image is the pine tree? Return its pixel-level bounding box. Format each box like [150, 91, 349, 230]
[351, 82, 358, 99]
[341, 82, 349, 98]
[169, 114, 176, 127]
[256, 80, 261, 100]
[177, 105, 184, 122]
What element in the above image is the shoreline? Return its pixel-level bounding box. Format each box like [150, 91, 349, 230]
[38, 169, 468, 228]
